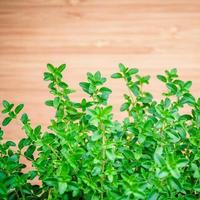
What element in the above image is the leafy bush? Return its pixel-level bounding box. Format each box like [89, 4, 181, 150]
[0, 63, 199, 200]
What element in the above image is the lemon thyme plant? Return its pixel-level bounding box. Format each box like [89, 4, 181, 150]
[0, 63, 199, 200]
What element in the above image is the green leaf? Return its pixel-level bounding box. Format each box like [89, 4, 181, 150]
[58, 64, 66, 73]
[18, 138, 31, 150]
[154, 146, 164, 166]
[45, 100, 54, 107]
[166, 82, 177, 94]
[134, 148, 142, 160]
[156, 169, 169, 178]
[157, 75, 167, 82]
[193, 184, 200, 192]
[53, 97, 60, 108]
[99, 87, 112, 94]
[111, 73, 122, 79]
[176, 158, 188, 168]
[148, 191, 159, 200]
[118, 63, 126, 72]
[169, 167, 180, 179]
[91, 132, 102, 141]
[44, 72, 54, 81]
[47, 63, 55, 73]
[180, 93, 195, 106]
[6, 141, 16, 147]
[79, 82, 90, 94]
[94, 71, 101, 80]
[27, 170, 37, 180]
[0, 129, 3, 138]
[103, 106, 112, 115]
[34, 125, 41, 138]
[2, 100, 10, 109]
[127, 126, 139, 134]
[58, 82, 68, 89]
[91, 166, 101, 176]
[120, 103, 129, 112]
[184, 81, 192, 90]
[191, 163, 199, 179]
[168, 177, 181, 190]
[130, 83, 140, 96]
[106, 149, 115, 161]
[24, 145, 36, 160]
[166, 131, 180, 143]
[179, 114, 192, 121]
[21, 113, 29, 124]
[58, 182, 68, 195]
[44, 177, 57, 187]
[14, 104, 24, 114]
[2, 101, 14, 113]
[2, 117, 12, 126]
[128, 68, 138, 75]
[133, 191, 145, 199]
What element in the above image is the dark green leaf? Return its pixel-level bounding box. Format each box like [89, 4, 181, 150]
[18, 138, 31, 150]
[58, 64, 66, 73]
[166, 83, 177, 94]
[44, 72, 54, 81]
[2, 100, 10, 109]
[6, 141, 16, 147]
[2, 117, 12, 126]
[184, 81, 192, 90]
[157, 75, 167, 82]
[24, 145, 36, 160]
[45, 100, 54, 107]
[14, 104, 24, 114]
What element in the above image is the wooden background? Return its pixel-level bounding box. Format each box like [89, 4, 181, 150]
[0, 0, 200, 143]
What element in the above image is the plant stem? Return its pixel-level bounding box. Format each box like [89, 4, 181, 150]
[48, 188, 52, 200]
[19, 186, 25, 200]
[100, 122, 106, 200]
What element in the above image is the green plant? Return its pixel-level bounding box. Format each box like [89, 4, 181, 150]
[0, 63, 199, 200]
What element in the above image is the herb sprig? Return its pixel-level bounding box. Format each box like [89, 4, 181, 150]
[0, 63, 199, 199]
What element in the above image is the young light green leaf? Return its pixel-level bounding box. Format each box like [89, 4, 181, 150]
[118, 63, 126, 72]
[47, 63, 55, 73]
[111, 73, 122, 79]
[128, 68, 138, 75]
[58, 182, 68, 195]
[120, 103, 129, 112]
[21, 113, 29, 124]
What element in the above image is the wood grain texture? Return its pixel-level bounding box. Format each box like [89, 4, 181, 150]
[0, 0, 200, 143]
